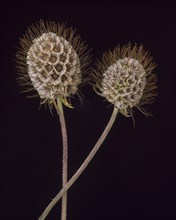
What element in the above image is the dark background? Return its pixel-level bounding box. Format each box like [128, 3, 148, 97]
[1, 1, 176, 220]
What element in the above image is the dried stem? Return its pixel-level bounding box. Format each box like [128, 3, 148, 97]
[39, 107, 118, 220]
[53, 98, 68, 220]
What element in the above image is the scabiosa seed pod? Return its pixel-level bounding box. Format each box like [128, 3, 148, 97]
[92, 44, 157, 116]
[16, 20, 90, 107]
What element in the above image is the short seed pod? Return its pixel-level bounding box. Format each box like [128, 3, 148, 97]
[16, 20, 90, 107]
[93, 44, 157, 116]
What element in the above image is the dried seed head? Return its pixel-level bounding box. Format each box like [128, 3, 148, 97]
[101, 57, 146, 110]
[27, 32, 80, 100]
[93, 44, 157, 116]
[16, 20, 90, 107]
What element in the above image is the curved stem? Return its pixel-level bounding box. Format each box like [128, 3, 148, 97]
[39, 107, 118, 220]
[54, 98, 68, 220]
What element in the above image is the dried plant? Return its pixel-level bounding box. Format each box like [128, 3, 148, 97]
[16, 20, 90, 220]
[16, 21, 157, 220]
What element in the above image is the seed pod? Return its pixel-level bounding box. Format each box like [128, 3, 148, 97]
[16, 20, 90, 107]
[92, 44, 157, 116]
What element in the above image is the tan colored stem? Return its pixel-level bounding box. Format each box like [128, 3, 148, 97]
[54, 98, 68, 220]
[39, 107, 118, 220]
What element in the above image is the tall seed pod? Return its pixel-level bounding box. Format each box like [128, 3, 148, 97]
[16, 20, 90, 108]
[16, 20, 91, 220]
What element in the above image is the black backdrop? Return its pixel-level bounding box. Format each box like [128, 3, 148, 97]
[1, 1, 176, 220]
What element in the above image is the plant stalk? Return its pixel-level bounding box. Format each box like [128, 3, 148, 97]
[54, 98, 68, 220]
[39, 107, 118, 220]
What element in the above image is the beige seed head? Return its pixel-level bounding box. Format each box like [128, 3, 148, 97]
[92, 44, 157, 116]
[16, 20, 90, 107]
[27, 32, 81, 100]
[101, 57, 146, 110]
